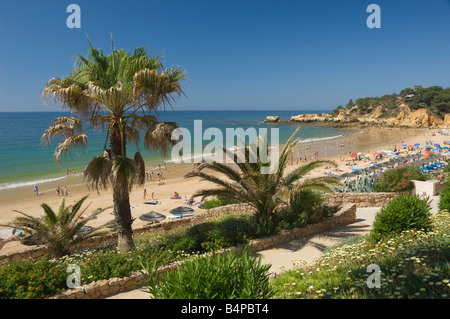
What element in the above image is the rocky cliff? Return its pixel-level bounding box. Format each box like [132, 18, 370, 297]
[288, 105, 449, 128]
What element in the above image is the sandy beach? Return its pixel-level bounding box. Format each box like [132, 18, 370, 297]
[0, 125, 448, 256]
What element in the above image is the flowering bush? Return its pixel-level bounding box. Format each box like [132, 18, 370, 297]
[0, 256, 66, 299]
[374, 166, 428, 193]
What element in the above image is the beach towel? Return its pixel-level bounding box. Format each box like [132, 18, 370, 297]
[0, 228, 14, 235]
[171, 196, 182, 199]
[144, 201, 161, 205]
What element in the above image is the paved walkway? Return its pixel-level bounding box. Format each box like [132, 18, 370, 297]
[104, 196, 440, 299]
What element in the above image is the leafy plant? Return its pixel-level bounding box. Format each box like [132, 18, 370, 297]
[140, 245, 274, 299]
[438, 179, 450, 212]
[369, 194, 432, 241]
[278, 189, 328, 229]
[374, 166, 428, 193]
[203, 196, 240, 209]
[0, 256, 67, 299]
[1, 196, 108, 257]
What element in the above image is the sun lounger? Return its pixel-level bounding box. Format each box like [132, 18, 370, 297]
[167, 213, 198, 219]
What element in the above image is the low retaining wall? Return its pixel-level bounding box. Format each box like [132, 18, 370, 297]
[324, 192, 398, 208]
[48, 203, 356, 299]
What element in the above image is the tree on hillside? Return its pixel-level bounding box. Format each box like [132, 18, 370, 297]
[41, 37, 186, 251]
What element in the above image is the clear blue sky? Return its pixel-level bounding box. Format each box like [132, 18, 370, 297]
[1, 0, 450, 112]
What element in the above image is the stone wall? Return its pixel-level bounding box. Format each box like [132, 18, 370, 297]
[48, 203, 356, 299]
[324, 192, 398, 208]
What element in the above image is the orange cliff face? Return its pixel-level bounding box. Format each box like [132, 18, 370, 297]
[286, 106, 449, 128]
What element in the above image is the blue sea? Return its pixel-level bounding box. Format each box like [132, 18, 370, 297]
[0, 110, 350, 191]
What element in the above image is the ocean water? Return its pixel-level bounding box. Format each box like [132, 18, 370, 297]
[0, 110, 349, 190]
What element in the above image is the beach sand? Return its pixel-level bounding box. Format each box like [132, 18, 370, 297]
[0, 126, 448, 256]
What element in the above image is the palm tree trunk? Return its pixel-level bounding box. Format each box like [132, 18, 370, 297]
[110, 122, 135, 251]
[113, 183, 135, 251]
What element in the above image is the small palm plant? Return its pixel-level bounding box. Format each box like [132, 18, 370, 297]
[185, 129, 341, 234]
[1, 196, 108, 257]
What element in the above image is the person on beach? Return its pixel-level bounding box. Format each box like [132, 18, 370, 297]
[56, 186, 60, 196]
[64, 186, 68, 196]
[33, 185, 38, 196]
[143, 188, 147, 199]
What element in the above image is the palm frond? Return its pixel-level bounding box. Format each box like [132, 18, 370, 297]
[284, 160, 338, 186]
[143, 122, 178, 154]
[54, 134, 88, 164]
[84, 153, 113, 191]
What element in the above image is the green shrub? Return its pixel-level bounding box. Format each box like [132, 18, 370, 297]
[374, 165, 428, 193]
[0, 256, 66, 299]
[141, 245, 274, 299]
[278, 189, 329, 229]
[438, 179, 450, 212]
[443, 160, 450, 173]
[203, 196, 240, 209]
[369, 194, 432, 241]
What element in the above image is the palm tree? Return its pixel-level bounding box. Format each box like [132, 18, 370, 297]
[184, 129, 341, 233]
[41, 37, 186, 251]
[1, 196, 108, 258]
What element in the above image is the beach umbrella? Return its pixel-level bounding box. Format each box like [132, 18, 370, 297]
[139, 211, 166, 222]
[350, 153, 357, 158]
[407, 145, 413, 148]
[104, 220, 118, 228]
[401, 144, 407, 147]
[372, 152, 379, 156]
[414, 143, 420, 147]
[76, 226, 95, 236]
[170, 206, 195, 214]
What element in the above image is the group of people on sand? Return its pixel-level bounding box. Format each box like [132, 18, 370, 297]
[56, 186, 68, 196]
